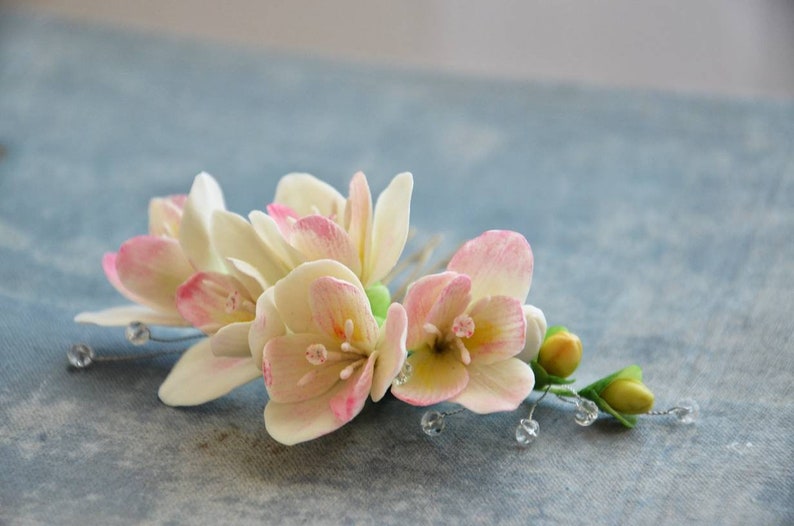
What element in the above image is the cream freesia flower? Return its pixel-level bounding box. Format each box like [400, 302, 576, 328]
[260, 259, 407, 445]
[391, 230, 543, 413]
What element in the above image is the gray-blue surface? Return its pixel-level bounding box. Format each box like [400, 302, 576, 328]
[1, 10, 792, 525]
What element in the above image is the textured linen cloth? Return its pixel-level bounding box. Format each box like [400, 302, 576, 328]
[1, 11, 792, 525]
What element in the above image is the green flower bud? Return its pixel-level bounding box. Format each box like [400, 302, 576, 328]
[537, 328, 582, 379]
[599, 378, 655, 415]
[365, 283, 391, 326]
[578, 365, 654, 428]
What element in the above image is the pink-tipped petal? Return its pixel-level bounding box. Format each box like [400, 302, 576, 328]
[264, 380, 351, 446]
[402, 272, 460, 349]
[465, 296, 527, 365]
[148, 194, 186, 238]
[179, 172, 226, 272]
[115, 235, 194, 312]
[263, 333, 350, 404]
[447, 230, 534, 304]
[266, 203, 300, 237]
[344, 172, 373, 279]
[248, 288, 285, 369]
[328, 353, 375, 422]
[225, 258, 268, 299]
[158, 339, 261, 407]
[211, 321, 253, 357]
[74, 304, 188, 327]
[367, 172, 413, 285]
[273, 173, 346, 220]
[516, 304, 547, 363]
[449, 359, 535, 414]
[309, 277, 379, 348]
[290, 216, 361, 275]
[176, 272, 254, 334]
[425, 274, 472, 334]
[390, 347, 469, 406]
[102, 252, 146, 306]
[370, 303, 408, 402]
[273, 260, 362, 335]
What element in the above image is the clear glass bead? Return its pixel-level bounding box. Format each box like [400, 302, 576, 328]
[420, 410, 445, 436]
[392, 361, 413, 386]
[125, 321, 151, 346]
[672, 398, 699, 424]
[515, 418, 540, 446]
[67, 344, 95, 368]
[574, 399, 599, 426]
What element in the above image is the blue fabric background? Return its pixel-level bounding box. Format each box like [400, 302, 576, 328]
[1, 11, 792, 525]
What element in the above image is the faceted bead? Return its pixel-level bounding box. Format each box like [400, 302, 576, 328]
[672, 398, 699, 424]
[574, 399, 599, 426]
[125, 321, 151, 346]
[420, 410, 445, 436]
[515, 418, 540, 446]
[67, 344, 95, 368]
[392, 361, 413, 386]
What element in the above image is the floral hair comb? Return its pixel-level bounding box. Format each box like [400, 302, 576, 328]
[72, 172, 698, 445]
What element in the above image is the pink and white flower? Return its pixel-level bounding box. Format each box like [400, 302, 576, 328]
[391, 230, 543, 413]
[248, 171, 413, 289]
[260, 259, 407, 445]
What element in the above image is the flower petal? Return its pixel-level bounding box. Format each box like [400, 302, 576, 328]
[148, 194, 186, 238]
[264, 381, 348, 446]
[344, 172, 372, 281]
[115, 235, 193, 312]
[249, 210, 305, 272]
[158, 339, 260, 406]
[367, 172, 413, 285]
[273, 172, 346, 220]
[289, 215, 361, 276]
[273, 260, 362, 335]
[390, 347, 469, 406]
[176, 272, 255, 334]
[370, 303, 408, 402]
[263, 333, 351, 404]
[249, 288, 286, 369]
[266, 203, 299, 237]
[447, 230, 533, 304]
[179, 172, 226, 272]
[212, 210, 285, 286]
[516, 304, 547, 363]
[211, 321, 252, 357]
[225, 257, 268, 299]
[425, 274, 472, 334]
[402, 272, 460, 349]
[102, 252, 145, 305]
[465, 295, 527, 365]
[328, 353, 375, 422]
[309, 277, 379, 348]
[449, 358, 534, 413]
[74, 304, 188, 327]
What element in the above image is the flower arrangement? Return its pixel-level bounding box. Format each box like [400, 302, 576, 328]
[73, 171, 698, 445]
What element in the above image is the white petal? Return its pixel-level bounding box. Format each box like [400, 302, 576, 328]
[248, 288, 286, 369]
[211, 321, 253, 358]
[516, 304, 547, 363]
[367, 172, 413, 285]
[273, 172, 346, 219]
[212, 209, 285, 286]
[449, 359, 534, 414]
[74, 305, 188, 327]
[158, 339, 261, 406]
[249, 210, 305, 272]
[179, 172, 226, 272]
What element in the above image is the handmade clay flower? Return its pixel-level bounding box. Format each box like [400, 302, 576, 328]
[249, 171, 414, 289]
[578, 365, 655, 428]
[261, 259, 407, 445]
[391, 230, 541, 413]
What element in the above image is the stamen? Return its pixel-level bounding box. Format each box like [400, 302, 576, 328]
[305, 343, 328, 365]
[340, 342, 358, 353]
[451, 338, 471, 365]
[344, 319, 355, 341]
[452, 314, 475, 338]
[423, 323, 442, 338]
[297, 369, 318, 387]
[339, 358, 365, 380]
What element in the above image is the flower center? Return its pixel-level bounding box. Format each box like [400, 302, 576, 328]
[297, 318, 369, 387]
[424, 319, 473, 365]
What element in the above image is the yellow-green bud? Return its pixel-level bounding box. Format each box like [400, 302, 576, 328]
[537, 330, 582, 378]
[599, 378, 655, 414]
